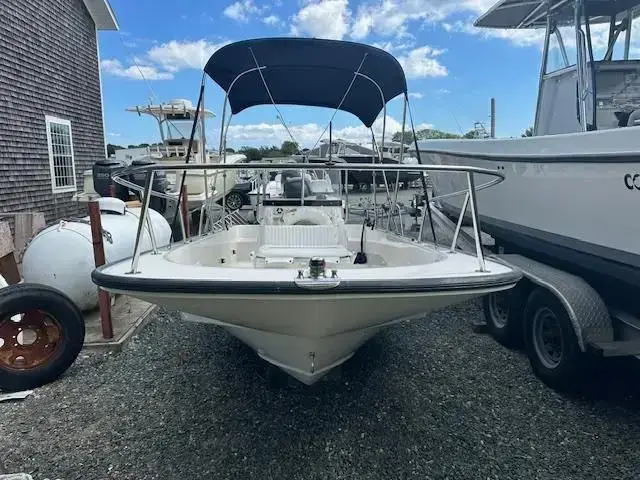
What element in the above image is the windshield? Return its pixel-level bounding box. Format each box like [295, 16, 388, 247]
[164, 119, 201, 141]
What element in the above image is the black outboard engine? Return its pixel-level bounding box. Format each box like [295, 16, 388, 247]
[280, 170, 299, 184]
[283, 176, 314, 199]
[92, 159, 129, 201]
[128, 158, 169, 214]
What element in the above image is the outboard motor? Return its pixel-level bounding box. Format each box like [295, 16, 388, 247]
[129, 158, 169, 214]
[280, 170, 299, 184]
[283, 177, 314, 199]
[92, 159, 129, 201]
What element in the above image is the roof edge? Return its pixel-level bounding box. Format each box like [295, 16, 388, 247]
[473, 0, 535, 29]
[83, 0, 119, 31]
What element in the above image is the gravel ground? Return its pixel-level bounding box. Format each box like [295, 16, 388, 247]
[2, 302, 640, 480]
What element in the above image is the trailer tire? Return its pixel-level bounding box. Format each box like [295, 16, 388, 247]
[523, 288, 586, 390]
[482, 284, 527, 348]
[0, 283, 85, 392]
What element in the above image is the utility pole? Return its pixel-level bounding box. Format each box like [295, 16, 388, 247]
[490, 97, 496, 138]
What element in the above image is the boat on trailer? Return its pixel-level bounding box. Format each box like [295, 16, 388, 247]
[417, 0, 640, 313]
[92, 37, 521, 385]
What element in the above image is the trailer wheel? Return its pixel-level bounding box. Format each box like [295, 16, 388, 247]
[482, 284, 527, 348]
[0, 284, 85, 392]
[523, 288, 585, 390]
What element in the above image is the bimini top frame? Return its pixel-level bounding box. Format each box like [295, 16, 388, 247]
[200, 37, 429, 234]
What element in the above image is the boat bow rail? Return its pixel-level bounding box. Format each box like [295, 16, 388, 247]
[110, 161, 506, 276]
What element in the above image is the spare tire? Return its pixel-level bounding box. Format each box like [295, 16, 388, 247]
[0, 283, 85, 392]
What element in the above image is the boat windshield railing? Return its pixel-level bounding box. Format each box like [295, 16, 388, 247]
[112, 162, 505, 275]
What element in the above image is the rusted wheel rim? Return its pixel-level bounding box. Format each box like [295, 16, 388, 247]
[0, 310, 63, 371]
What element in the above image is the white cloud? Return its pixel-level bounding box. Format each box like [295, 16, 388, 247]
[446, 15, 612, 50]
[347, 0, 581, 49]
[408, 92, 424, 99]
[397, 46, 448, 78]
[350, 0, 497, 40]
[371, 40, 415, 53]
[107, 132, 121, 137]
[290, 0, 351, 40]
[223, 0, 265, 22]
[102, 39, 229, 81]
[100, 59, 173, 80]
[444, 17, 545, 47]
[262, 14, 283, 27]
[436, 88, 450, 95]
[225, 115, 417, 147]
[147, 39, 230, 72]
[351, 0, 412, 39]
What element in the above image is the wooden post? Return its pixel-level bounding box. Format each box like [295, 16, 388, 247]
[13, 212, 45, 262]
[88, 201, 113, 339]
[180, 185, 190, 239]
[0, 221, 20, 285]
[108, 183, 116, 198]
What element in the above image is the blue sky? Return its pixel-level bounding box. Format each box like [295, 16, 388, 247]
[98, 0, 549, 150]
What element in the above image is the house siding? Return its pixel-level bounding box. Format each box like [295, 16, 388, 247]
[0, 0, 106, 224]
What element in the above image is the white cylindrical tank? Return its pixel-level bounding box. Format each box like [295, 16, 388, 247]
[22, 198, 172, 311]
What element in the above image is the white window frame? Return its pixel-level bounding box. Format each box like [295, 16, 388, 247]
[45, 115, 77, 193]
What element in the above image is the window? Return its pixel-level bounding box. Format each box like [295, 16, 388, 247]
[545, 26, 577, 74]
[45, 115, 77, 193]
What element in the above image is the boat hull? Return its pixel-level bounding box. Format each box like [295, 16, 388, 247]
[420, 130, 640, 307]
[121, 287, 512, 384]
[92, 225, 522, 384]
[182, 311, 392, 384]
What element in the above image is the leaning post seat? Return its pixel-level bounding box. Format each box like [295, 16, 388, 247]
[251, 224, 353, 267]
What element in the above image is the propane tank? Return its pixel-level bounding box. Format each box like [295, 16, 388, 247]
[22, 198, 171, 311]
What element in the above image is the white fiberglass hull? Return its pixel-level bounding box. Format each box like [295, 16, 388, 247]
[419, 127, 640, 289]
[182, 310, 383, 383]
[93, 225, 521, 384]
[102, 285, 513, 384]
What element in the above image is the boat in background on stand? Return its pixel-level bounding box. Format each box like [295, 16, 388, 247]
[121, 99, 249, 211]
[92, 37, 522, 386]
[74, 98, 252, 217]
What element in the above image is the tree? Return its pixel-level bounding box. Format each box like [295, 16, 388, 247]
[522, 127, 534, 137]
[238, 146, 262, 161]
[280, 140, 299, 156]
[391, 131, 415, 144]
[463, 130, 477, 139]
[392, 128, 462, 143]
[260, 145, 281, 158]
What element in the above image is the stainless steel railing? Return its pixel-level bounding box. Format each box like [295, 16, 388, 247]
[111, 161, 504, 275]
